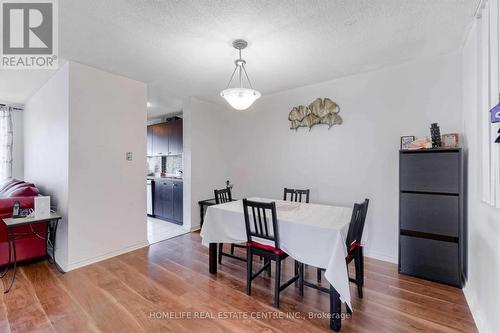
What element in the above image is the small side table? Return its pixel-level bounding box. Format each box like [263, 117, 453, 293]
[198, 198, 239, 228]
[198, 198, 217, 228]
[1, 213, 63, 293]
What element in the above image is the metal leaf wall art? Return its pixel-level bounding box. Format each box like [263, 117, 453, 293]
[288, 98, 342, 130]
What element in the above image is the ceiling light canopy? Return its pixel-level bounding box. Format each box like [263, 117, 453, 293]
[220, 39, 261, 110]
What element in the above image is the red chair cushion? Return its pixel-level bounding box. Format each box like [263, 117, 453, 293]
[348, 241, 362, 253]
[246, 241, 285, 255]
[345, 242, 362, 261]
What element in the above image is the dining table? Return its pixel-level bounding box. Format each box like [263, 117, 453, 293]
[200, 197, 355, 331]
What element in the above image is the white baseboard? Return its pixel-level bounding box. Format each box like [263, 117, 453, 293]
[364, 249, 398, 264]
[185, 224, 200, 232]
[464, 286, 489, 333]
[63, 241, 150, 272]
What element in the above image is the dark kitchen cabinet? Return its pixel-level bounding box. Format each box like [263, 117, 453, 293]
[153, 179, 183, 225]
[151, 123, 169, 156]
[172, 180, 183, 223]
[399, 149, 465, 287]
[147, 118, 183, 156]
[153, 180, 172, 219]
[168, 119, 183, 155]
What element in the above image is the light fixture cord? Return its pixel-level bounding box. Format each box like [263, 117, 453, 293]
[239, 63, 243, 88]
[225, 66, 238, 89]
[241, 64, 254, 89]
[224, 44, 254, 90]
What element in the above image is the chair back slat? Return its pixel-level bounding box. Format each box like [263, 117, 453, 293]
[214, 188, 232, 204]
[262, 209, 269, 236]
[346, 199, 370, 248]
[243, 199, 280, 248]
[283, 188, 310, 203]
[251, 206, 259, 234]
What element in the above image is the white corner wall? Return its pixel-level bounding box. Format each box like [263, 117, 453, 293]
[183, 97, 233, 230]
[24, 61, 147, 271]
[461, 17, 500, 333]
[66, 62, 148, 269]
[24, 63, 70, 266]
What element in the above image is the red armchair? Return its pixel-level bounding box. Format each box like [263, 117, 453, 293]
[0, 179, 47, 266]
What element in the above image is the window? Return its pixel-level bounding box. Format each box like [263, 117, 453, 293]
[0, 105, 13, 181]
[477, 0, 500, 208]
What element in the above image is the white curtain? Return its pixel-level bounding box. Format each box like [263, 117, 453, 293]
[0, 105, 13, 181]
[476, 0, 500, 208]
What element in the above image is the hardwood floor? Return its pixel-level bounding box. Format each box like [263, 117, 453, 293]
[0, 232, 477, 332]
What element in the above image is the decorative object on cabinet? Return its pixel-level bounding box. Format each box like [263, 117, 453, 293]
[441, 133, 460, 148]
[400, 136, 415, 150]
[220, 39, 261, 111]
[288, 98, 342, 130]
[399, 149, 466, 287]
[430, 123, 442, 148]
[407, 137, 432, 150]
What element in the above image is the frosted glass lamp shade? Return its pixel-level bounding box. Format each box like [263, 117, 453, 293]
[220, 88, 261, 110]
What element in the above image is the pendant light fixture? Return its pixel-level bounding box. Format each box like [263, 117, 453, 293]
[220, 39, 261, 110]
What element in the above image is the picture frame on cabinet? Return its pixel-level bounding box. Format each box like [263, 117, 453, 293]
[400, 136, 415, 150]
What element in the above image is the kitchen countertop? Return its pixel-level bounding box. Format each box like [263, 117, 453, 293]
[147, 176, 183, 181]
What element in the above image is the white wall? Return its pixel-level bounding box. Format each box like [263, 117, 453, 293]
[461, 15, 500, 333]
[11, 110, 24, 179]
[24, 61, 147, 271]
[189, 53, 463, 263]
[183, 97, 233, 230]
[66, 62, 148, 269]
[24, 63, 70, 266]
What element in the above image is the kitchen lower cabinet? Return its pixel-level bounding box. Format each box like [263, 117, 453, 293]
[172, 180, 183, 223]
[153, 179, 183, 224]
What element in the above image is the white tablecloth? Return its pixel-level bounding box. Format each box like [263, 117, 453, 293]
[200, 198, 354, 308]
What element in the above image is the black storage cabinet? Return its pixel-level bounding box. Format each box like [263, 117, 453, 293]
[399, 149, 466, 287]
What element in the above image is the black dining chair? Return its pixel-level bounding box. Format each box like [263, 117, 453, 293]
[283, 188, 310, 203]
[214, 188, 247, 264]
[243, 199, 302, 308]
[315, 199, 370, 298]
[284, 187, 310, 277]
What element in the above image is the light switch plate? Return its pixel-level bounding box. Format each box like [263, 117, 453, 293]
[126, 152, 133, 161]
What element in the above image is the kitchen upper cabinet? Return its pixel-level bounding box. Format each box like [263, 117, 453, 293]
[147, 118, 183, 156]
[151, 123, 169, 156]
[168, 119, 183, 155]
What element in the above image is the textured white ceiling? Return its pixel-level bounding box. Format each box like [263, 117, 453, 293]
[0, 0, 478, 117]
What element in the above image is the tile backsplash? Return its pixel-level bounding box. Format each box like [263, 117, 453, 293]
[147, 155, 183, 175]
